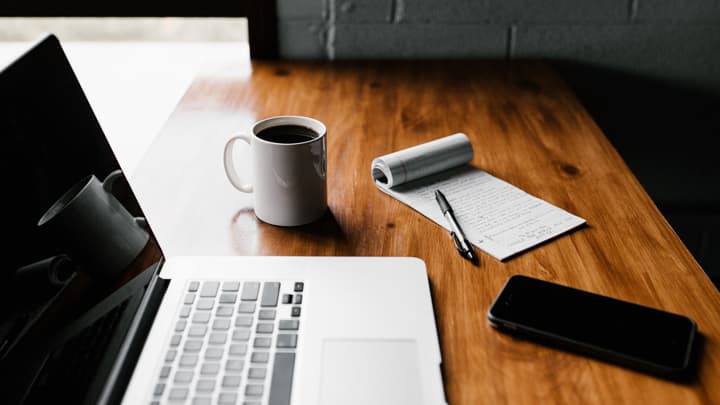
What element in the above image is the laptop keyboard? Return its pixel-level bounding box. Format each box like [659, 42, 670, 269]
[151, 280, 304, 405]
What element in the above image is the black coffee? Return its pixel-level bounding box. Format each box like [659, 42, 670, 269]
[257, 125, 318, 144]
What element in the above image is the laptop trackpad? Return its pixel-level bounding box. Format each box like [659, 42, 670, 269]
[319, 339, 423, 405]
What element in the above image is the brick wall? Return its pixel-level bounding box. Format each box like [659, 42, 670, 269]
[276, 0, 720, 92]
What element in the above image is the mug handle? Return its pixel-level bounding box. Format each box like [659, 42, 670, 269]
[223, 134, 254, 193]
[101, 169, 124, 193]
[101, 170, 149, 234]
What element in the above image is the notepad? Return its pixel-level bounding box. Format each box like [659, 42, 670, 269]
[371, 133, 586, 260]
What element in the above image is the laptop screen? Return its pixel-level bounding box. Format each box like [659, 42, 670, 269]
[0, 35, 163, 403]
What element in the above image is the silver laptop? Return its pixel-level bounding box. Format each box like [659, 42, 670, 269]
[0, 34, 446, 405]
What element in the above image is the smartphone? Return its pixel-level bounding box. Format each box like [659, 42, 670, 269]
[487, 275, 697, 376]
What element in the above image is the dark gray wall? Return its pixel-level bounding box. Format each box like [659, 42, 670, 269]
[276, 0, 720, 92]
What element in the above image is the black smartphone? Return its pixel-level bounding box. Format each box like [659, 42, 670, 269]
[487, 275, 697, 376]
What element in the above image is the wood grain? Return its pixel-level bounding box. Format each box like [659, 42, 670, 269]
[132, 60, 720, 404]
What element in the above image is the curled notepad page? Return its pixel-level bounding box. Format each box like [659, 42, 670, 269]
[370, 133, 586, 261]
[371, 133, 473, 188]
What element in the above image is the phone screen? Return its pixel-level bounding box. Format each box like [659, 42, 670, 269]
[488, 275, 696, 373]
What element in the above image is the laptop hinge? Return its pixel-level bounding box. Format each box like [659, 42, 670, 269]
[94, 261, 169, 405]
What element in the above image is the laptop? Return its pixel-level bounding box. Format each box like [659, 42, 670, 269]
[0, 34, 446, 405]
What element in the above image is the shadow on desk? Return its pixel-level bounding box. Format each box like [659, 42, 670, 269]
[552, 60, 720, 291]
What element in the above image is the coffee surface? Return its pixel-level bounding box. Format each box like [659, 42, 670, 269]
[257, 125, 318, 144]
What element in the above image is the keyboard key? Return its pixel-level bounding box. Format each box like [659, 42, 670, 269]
[229, 343, 248, 356]
[165, 349, 177, 362]
[241, 282, 260, 301]
[256, 323, 274, 334]
[259, 309, 276, 320]
[192, 312, 211, 324]
[179, 305, 191, 318]
[188, 281, 200, 292]
[174, 370, 193, 383]
[175, 320, 187, 332]
[200, 281, 219, 297]
[226, 359, 244, 371]
[248, 367, 266, 379]
[245, 384, 264, 397]
[232, 329, 251, 341]
[159, 366, 171, 378]
[243, 402, 261, 405]
[294, 282, 304, 292]
[218, 392, 238, 404]
[251, 352, 269, 363]
[260, 282, 280, 307]
[209, 332, 227, 345]
[238, 302, 256, 313]
[281, 294, 292, 304]
[293, 294, 303, 305]
[216, 305, 234, 317]
[153, 383, 165, 396]
[169, 387, 188, 400]
[180, 354, 198, 367]
[254, 337, 271, 348]
[269, 352, 295, 405]
[189, 325, 208, 337]
[235, 316, 253, 327]
[213, 319, 231, 330]
[223, 281, 240, 292]
[278, 320, 299, 330]
[219, 293, 237, 304]
[205, 348, 223, 360]
[200, 363, 220, 375]
[170, 334, 182, 347]
[277, 334, 298, 349]
[222, 375, 242, 388]
[184, 293, 196, 305]
[291, 307, 301, 317]
[184, 339, 203, 352]
[196, 299, 214, 310]
[192, 397, 211, 405]
[196, 379, 215, 392]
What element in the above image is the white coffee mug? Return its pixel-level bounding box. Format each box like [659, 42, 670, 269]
[223, 116, 327, 226]
[37, 170, 149, 278]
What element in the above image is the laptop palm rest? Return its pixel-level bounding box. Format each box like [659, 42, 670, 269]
[319, 339, 423, 405]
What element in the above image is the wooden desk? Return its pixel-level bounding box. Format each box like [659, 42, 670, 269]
[133, 61, 720, 404]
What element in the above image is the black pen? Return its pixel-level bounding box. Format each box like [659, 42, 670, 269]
[434, 189, 479, 264]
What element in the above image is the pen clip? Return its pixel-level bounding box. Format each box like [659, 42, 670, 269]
[450, 232, 467, 254]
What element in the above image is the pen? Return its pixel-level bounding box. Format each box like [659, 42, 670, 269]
[434, 189, 479, 264]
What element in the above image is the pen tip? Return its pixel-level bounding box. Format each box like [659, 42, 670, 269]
[467, 251, 479, 265]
